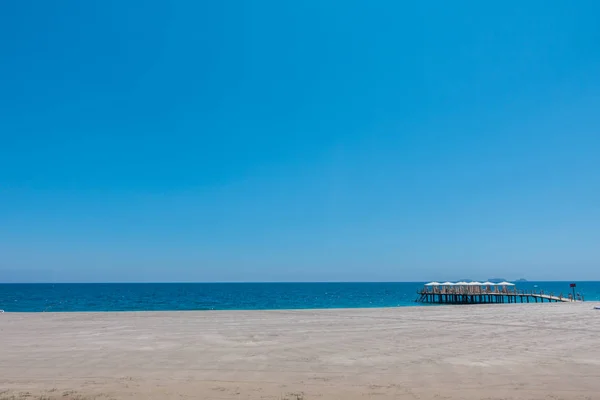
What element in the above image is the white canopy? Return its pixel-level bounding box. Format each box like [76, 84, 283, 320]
[441, 282, 455, 286]
[481, 281, 497, 286]
[455, 281, 470, 285]
[497, 281, 515, 286]
[425, 282, 441, 286]
[468, 281, 483, 286]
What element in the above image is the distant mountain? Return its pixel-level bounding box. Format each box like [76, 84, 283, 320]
[514, 278, 528, 282]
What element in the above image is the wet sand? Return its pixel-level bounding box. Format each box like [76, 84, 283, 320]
[1, 303, 599, 399]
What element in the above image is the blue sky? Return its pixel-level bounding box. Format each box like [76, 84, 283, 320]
[1, 1, 599, 282]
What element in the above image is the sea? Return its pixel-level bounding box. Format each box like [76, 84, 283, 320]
[0, 282, 598, 312]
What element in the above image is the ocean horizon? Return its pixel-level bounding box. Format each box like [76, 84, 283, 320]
[1, 281, 597, 312]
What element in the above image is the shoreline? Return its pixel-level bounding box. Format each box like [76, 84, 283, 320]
[1, 300, 590, 314]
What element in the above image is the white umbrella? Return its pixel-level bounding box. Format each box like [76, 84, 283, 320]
[481, 281, 497, 286]
[497, 282, 515, 286]
[455, 281, 469, 285]
[441, 282, 455, 286]
[425, 282, 441, 286]
[468, 281, 483, 285]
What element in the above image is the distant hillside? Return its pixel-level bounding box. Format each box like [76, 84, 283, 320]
[488, 278, 508, 283]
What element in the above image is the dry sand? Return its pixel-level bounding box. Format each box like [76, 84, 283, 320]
[1, 303, 599, 400]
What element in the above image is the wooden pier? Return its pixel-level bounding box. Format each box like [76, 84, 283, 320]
[416, 290, 578, 305]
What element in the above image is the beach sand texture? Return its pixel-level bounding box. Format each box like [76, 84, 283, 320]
[1, 303, 599, 399]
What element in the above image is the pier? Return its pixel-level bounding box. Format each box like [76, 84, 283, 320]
[416, 281, 581, 305]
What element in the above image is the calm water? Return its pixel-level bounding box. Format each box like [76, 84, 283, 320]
[0, 282, 598, 312]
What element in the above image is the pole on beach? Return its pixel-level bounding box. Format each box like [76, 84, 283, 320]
[570, 283, 576, 302]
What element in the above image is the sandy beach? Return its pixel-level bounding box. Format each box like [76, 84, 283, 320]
[1, 303, 599, 399]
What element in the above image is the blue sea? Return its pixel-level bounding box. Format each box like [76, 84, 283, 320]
[0, 282, 598, 312]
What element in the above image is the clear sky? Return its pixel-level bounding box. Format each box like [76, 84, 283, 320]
[1, 1, 599, 283]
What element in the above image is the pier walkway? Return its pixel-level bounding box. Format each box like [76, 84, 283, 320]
[416, 290, 578, 304]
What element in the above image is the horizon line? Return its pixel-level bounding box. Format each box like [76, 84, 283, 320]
[0, 280, 592, 284]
